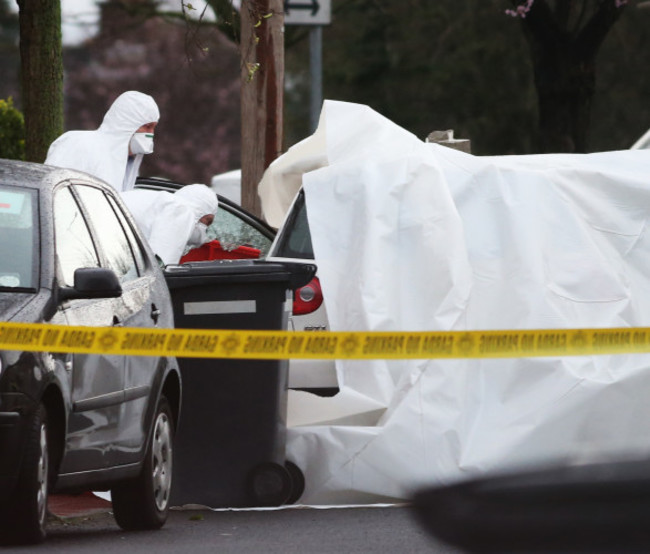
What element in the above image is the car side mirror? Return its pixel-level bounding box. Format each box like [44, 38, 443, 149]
[59, 267, 122, 301]
[411, 457, 650, 552]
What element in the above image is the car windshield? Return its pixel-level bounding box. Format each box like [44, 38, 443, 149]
[206, 205, 273, 257]
[271, 190, 314, 259]
[0, 185, 37, 290]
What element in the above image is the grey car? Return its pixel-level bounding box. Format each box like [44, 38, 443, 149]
[0, 159, 181, 544]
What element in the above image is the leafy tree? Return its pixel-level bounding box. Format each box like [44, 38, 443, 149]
[286, 0, 538, 154]
[18, 0, 644, 178]
[506, 0, 628, 152]
[285, 0, 648, 155]
[0, 0, 20, 103]
[0, 97, 25, 160]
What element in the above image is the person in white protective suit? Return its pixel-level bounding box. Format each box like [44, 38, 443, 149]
[45, 91, 160, 192]
[121, 184, 219, 266]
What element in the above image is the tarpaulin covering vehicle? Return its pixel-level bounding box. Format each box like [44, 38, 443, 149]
[260, 100, 650, 505]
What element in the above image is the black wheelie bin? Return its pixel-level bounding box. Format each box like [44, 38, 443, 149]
[164, 259, 316, 508]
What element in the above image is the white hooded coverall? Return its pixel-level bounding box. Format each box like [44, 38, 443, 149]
[121, 185, 219, 266]
[45, 91, 160, 192]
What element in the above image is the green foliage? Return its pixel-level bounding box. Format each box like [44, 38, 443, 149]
[285, 0, 648, 154]
[590, 5, 650, 151]
[285, 0, 538, 154]
[0, 97, 25, 160]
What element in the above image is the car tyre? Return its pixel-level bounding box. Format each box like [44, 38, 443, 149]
[0, 403, 50, 545]
[112, 396, 174, 531]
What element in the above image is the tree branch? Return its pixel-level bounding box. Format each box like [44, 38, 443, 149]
[205, 0, 241, 43]
[576, 0, 626, 58]
[510, 0, 561, 48]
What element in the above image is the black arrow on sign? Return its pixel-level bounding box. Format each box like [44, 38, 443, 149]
[284, 0, 320, 16]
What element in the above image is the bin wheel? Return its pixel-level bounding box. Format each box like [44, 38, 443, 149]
[284, 460, 305, 504]
[247, 462, 292, 507]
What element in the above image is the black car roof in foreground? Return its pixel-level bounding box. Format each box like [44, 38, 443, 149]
[0, 158, 107, 190]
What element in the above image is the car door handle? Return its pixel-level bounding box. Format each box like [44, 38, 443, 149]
[151, 304, 161, 324]
[112, 315, 122, 327]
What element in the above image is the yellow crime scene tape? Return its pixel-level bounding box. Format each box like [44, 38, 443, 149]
[1, 322, 650, 360]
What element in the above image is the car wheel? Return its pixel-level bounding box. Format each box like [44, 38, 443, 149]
[112, 396, 174, 531]
[0, 404, 50, 545]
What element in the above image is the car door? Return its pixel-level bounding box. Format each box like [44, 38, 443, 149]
[74, 184, 168, 465]
[53, 183, 126, 473]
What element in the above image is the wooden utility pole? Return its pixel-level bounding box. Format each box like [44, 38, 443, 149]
[240, 0, 284, 219]
[17, 0, 63, 162]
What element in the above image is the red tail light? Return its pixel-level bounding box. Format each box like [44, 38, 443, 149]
[293, 276, 323, 315]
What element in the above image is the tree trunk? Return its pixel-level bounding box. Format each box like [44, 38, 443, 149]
[514, 0, 626, 154]
[17, 0, 63, 163]
[240, 0, 284, 219]
[532, 47, 595, 153]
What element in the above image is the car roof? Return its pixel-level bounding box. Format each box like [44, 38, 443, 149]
[0, 158, 67, 191]
[0, 158, 111, 192]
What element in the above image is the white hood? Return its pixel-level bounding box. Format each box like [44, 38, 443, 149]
[45, 91, 160, 192]
[122, 184, 218, 266]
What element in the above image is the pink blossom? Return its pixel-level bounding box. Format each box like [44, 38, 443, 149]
[505, 0, 535, 18]
[615, 0, 628, 7]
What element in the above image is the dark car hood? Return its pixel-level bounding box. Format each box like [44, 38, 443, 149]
[0, 291, 41, 322]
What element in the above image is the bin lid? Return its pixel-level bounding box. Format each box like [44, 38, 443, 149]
[163, 259, 316, 290]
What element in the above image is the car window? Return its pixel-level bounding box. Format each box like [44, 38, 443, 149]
[106, 193, 148, 273]
[207, 207, 273, 256]
[0, 185, 37, 289]
[74, 185, 140, 283]
[54, 186, 100, 287]
[271, 190, 314, 259]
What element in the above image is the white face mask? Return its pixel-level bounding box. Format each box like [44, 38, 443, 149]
[129, 132, 154, 155]
[187, 221, 209, 248]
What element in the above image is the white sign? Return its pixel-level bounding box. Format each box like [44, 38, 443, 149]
[284, 0, 331, 26]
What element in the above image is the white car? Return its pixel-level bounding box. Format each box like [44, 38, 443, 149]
[631, 128, 650, 150]
[267, 189, 338, 397]
[137, 177, 333, 395]
[210, 169, 242, 205]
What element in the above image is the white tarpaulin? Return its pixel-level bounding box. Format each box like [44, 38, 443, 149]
[260, 100, 650, 505]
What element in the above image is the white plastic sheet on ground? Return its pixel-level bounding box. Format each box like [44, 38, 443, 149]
[259, 100, 650, 505]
